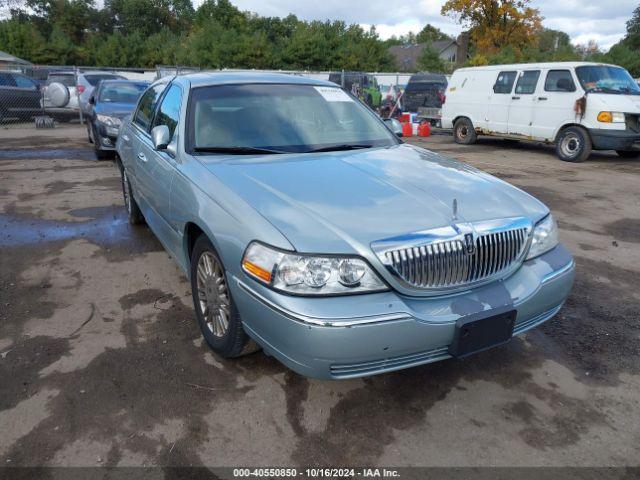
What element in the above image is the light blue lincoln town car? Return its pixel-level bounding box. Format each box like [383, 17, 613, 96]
[116, 72, 575, 379]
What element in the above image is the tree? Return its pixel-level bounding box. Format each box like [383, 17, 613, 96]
[416, 24, 451, 44]
[417, 45, 445, 72]
[626, 4, 640, 50]
[441, 0, 542, 55]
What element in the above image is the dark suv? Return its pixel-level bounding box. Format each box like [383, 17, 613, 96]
[0, 72, 42, 123]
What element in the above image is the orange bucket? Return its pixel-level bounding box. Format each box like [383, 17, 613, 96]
[402, 122, 413, 137]
[418, 122, 431, 137]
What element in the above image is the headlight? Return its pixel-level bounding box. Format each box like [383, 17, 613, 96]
[526, 215, 559, 260]
[96, 114, 122, 127]
[597, 111, 625, 123]
[241, 242, 387, 295]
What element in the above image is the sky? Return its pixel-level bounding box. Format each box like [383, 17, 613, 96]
[208, 0, 638, 51]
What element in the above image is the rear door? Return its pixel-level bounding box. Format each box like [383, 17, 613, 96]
[531, 69, 580, 142]
[508, 70, 541, 138]
[487, 71, 517, 134]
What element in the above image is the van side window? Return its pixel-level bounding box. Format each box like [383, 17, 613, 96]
[514, 71, 540, 94]
[493, 71, 517, 94]
[545, 70, 576, 92]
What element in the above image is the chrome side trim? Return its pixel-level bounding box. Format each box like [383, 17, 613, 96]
[235, 278, 412, 327]
[541, 260, 575, 284]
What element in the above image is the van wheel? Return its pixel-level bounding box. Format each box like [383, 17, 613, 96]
[556, 126, 591, 162]
[190, 235, 259, 358]
[453, 118, 477, 145]
[616, 150, 639, 158]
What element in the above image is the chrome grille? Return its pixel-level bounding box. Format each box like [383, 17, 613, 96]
[376, 221, 530, 290]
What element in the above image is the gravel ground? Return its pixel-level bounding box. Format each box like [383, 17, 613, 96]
[0, 126, 639, 469]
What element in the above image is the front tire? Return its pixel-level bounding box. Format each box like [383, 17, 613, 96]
[190, 235, 256, 358]
[556, 126, 592, 162]
[616, 150, 640, 158]
[120, 166, 144, 224]
[453, 117, 477, 145]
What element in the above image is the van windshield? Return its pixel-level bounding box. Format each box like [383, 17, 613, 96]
[576, 66, 640, 95]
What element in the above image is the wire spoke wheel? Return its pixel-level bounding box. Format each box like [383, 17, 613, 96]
[196, 251, 230, 338]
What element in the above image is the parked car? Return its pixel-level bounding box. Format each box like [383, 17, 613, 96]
[116, 72, 575, 379]
[403, 72, 448, 125]
[442, 61, 640, 162]
[77, 71, 127, 113]
[43, 70, 126, 119]
[0, 71, 42, 123]
[86, 80, 149, 159]
[328, 72, 382, 108]
[42, 71, 78, 115]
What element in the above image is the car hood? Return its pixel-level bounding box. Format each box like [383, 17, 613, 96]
[593, 93, 640, 113]
[94, 102, 136, 119]
[200, 144, 548, 254]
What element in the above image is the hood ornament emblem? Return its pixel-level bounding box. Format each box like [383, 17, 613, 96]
[452, 198, 476, 254]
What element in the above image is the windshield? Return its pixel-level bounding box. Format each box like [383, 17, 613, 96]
[98, 83, 148, 103]
[188, 84, 398, 154]
[47, 74, 75, 86]
[576, 65, 640, 95]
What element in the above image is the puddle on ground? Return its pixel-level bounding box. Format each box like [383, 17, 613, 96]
[0, 149, 97, 160]
[1, 208, 138, 248]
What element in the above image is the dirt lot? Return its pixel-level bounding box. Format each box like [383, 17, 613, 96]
[0, 126, 639, 469]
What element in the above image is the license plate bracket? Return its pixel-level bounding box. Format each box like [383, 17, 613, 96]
[448, 309, 516, 358]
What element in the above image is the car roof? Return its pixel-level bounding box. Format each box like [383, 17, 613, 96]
[453, 61, 622, 73]
[166, 71, 336, 89]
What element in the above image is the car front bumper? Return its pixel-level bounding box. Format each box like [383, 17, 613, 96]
[230, 244, 575, 380]
[95, 123, 120, 150]
[589, 129, 640, 151]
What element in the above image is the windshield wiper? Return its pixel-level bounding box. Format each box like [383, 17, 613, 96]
[307, 144, 373, 153]
[193, 146, 287, 155]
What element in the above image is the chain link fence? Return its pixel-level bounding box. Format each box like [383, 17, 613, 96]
[0, 64, 419, 130]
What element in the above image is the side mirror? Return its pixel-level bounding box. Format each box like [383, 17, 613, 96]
[151, 125, 171, 150]
[383, 118, 403, 138]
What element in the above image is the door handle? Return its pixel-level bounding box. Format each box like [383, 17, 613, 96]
[137, 152, 147, 162]
[511, 96, 521, 100]
[537, 97, 548, 101]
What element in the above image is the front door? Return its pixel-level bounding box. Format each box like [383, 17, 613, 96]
[531, 69, 581, 142]
[508, 70, 541, 138]
[487, 71, 517, 134]
[135, 84, 183, 255]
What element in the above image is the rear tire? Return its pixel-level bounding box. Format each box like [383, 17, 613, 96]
[190, 235, 258, 358]
[616, 150, 640, 158]
[556, 126, 592, 163]
[453, 117, 477, 145]
[120, 166, 144, 224]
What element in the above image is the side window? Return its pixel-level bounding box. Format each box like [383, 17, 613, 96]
[545, 70, 576, 92]
[493, 71, 517, 94]
[0, 73, 17, 87]
[151, 84, 182, 139]
[514, 70, 540, 94]
[133, 83, 166, 132]
[13, 74, 37, 89]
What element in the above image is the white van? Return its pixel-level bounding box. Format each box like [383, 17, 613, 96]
[441, 62, 640, 162]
